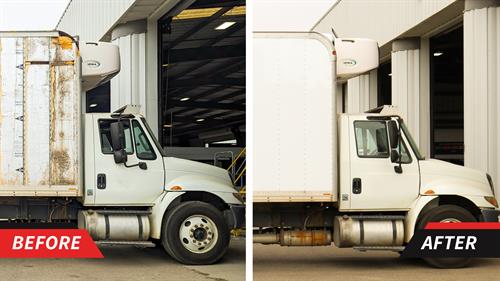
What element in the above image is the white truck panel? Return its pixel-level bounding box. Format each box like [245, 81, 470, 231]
[0, 32, 81, 196]
[253, 32, 337, 202]
[0, 38, 24, 186]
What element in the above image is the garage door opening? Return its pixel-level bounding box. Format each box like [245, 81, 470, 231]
[158, 0, 245, 152]
[430, 26, 463, 165]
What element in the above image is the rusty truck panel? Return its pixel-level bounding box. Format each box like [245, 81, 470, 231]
[0, 32, 81, 196]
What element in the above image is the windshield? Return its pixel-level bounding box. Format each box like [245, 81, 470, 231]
[401, 122, 424, 160]
[140, 117, 166, 157]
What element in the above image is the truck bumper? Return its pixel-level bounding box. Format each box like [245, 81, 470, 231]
[480, 208, 500, 222]
[224, 204, 246, 229]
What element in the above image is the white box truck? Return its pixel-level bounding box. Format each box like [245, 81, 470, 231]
[252, 31, 499, 268]
[0, 31, 244, 265]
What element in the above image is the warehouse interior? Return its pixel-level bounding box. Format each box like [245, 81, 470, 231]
[85, 0, 246, 176]
[158, 0, 246, 149]
[430, 25, 463, 165]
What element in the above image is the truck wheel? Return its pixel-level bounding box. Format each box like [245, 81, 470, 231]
[162, 201, 230, 265]
[417, 204, 476, 268]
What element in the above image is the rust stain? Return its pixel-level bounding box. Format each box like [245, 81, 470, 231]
[50, 51, 76, 186]
[57, 37, 73, 50]
[51, 149, 74, 185]
[49, 65, 56, 143]
[288, 230, 331, 246]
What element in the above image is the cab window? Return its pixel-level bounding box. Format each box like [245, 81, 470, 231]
[354, 121, 390, 158]
[99, 120, 133, 154]
[132, 120, 156, 160]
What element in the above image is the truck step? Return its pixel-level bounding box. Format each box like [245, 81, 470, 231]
[353, 246, 405, 252]
[95, 241, 156, 247]
[93, 209, 152, 215]
[347, 215, 405, 220]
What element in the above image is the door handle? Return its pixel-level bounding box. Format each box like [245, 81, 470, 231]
[352, 178, 362, 194]
[97, 173, 106, 189]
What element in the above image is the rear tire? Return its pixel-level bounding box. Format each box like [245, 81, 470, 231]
[417, 204, 476, 268]
[162, 201, 230, 265]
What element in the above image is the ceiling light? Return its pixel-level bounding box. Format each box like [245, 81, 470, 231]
[433, 52, 443, 57]
[215, 22, 236, 30]
[388, 73, 392, 77]
[163, 124, 173, 128]
[173, 8, 221, 20]
[223, 6, 245, 16]
[196, 118, 205, 122]
[180, 97, 190, 101]
[89, 103, 97, 108]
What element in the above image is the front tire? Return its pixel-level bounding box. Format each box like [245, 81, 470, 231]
[162, 201, 230, 265]
[417, 204, 476, 268]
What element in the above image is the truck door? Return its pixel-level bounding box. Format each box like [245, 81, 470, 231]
[348, 116, 419, 210]
[92, 117, 164, 205]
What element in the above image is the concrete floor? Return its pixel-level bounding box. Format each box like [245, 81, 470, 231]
[254, 244, 500, 281]
[0, 239, 245, 281]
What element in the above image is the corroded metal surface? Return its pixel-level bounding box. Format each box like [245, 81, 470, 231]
[0, 34, 80, 196]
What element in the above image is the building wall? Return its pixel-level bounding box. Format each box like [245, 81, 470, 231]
[57, 0, 136, 42]
[317, 0, 500, 196]
[314, 0, 459, 157]
[111, 33, 147, 114]
[313, 0, 457, 48]
[56, 0, 173, 137]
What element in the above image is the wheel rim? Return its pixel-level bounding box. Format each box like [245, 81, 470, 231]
[179, 215, 218, 254]
[440, 218, 462, 223]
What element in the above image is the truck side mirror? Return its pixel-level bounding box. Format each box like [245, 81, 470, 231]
[113, 149, 128, 164]
[110, 122, 124, 151]
[390, 149, 400, 163]
[388, 120, 399, 149]
[110, 121, 127, 164]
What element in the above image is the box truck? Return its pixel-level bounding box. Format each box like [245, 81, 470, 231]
[0, 31, 244, 265]
[252, 31, 499, 268]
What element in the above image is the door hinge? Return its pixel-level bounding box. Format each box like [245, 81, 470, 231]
[15, 167, 24, 173]
[15, 115, 24, 122]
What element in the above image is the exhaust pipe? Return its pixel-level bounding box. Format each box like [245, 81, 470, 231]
[254, 230, 332, 246]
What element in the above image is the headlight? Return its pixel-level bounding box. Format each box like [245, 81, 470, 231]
[232, 192, 245, 204]
[485, 196, 499, 208]
[487, 173, 495, 195]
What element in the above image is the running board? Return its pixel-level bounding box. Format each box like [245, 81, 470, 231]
[353, 246, 405, 252]
[95, 241, 156, 247]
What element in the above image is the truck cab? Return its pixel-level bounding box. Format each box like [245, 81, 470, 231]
[80, 105, 245, 265]
[339, 105, 498, 219]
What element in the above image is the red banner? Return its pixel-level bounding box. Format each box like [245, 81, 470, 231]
[425, 222, 500, 230]
[0, 229, 103, 258]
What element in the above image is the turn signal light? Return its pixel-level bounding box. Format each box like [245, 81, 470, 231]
[170, 185, 183, 191]
[485, 196, 499, 208]
[424, 189, 435, 195]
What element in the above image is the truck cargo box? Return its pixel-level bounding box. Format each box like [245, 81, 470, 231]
[253, 32, 337, 202]
[0, 31, 81, 196]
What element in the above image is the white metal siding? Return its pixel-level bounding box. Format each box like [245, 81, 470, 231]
[57, 0, 136, 42]
[110, 33, 147, 114]
[345, 70, 377, 113]
[464, 6, 500, 196]
[392, 49, 420, 145]
[313, 0, 457, 47]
